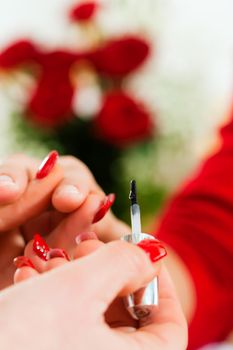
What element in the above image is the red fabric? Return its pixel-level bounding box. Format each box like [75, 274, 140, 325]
[156, 119, 233, 349]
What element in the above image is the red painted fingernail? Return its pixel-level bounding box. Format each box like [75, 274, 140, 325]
[75, 231, 98, 244]
[33, 234, 50, 261]
[36, 150, 59, 179]
[92, 193, 115, 224]
[137, 239, 167, 263]
[13, 256, 35, 269]
[48, 248, 70, 261]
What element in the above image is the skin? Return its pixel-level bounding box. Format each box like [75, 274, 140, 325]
[0, 152, 193, 348]
[0, 154, 195, 318]
[0, 154, 107, 288]
[2, 240, 187, 350]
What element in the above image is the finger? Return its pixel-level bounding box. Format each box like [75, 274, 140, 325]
[52, 156, 104, 213]
[63, 241, 160, 312]
[48, 236, 104, 270]
[131, 266, 188, 350]
[75, 236, 134, 335]
[24, 237, 70, 273]
[49, 235, 103, 274]
[14, 266, 39, 283]
[0, 230, 24, 268]
[22, 210, 65, 241]
[73, 233, 104, 259]
[0, 229, 25, 290]
[47, 193, 103, 252]
[93, 212, 131, 242]
[24, 239, 49, 273]
[52, 180, 88, 213]
[105, 297, 138, 329]
[0, 159, 63, 232]
[114, 327, 136, 333]
[0, 154, 38, 205]
[13, 254, 39, 284]
[23, 232, 102, 275]
[46, 257, 69, 271]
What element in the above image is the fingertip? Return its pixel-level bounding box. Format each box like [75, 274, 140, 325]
[24, 239, 49, 273]
[48, 248, 70, 261]
[0, 175, 20, 204]
[25, 237, 70, 273]
[14, 266, 38, 284]
[0, 154, 38, 205]
[46, 257, 68, 271]
[73, 238, 104, 259]
[52, 184, 86, 213]
[136, 239, 167, 264]
[35, 150, 59, 180]
[0, 161, 64, 232]
[47, 193, 103, 250]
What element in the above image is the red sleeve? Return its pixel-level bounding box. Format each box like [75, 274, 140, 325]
[156, 119, 233, 350]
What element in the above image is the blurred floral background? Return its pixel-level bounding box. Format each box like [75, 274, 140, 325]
[0, 0, 233, 224]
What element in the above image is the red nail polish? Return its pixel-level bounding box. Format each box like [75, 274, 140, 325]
[48, 248, 70, 261]
[92, 193, 115, 224]
[33, 234, 50, 261]
[13, 256, 35, 269]
[36, 150, 59, 179]
[137, 239, 167, 263]
[75, 231, 98, 244]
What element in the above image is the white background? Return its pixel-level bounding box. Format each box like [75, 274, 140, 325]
[0, 0, 233, 187]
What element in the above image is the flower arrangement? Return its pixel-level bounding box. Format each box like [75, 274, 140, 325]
[0, 1, 164, 221]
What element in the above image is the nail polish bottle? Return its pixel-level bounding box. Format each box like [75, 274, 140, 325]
[121, 180, 159, 320]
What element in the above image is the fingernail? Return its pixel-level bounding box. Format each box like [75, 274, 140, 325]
[36, 150, 59, 179]
[33, 234, 50, 261]
[48, 248, 70, 261]
[92, 193, 115, 224]
[75, 232, 98, 245]
[0, 175, 18, 188]
[137, 239, 167, 263]
[13, 256, 35, 269]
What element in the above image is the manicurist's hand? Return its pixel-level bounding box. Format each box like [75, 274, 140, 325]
[1, 241, 187, 350]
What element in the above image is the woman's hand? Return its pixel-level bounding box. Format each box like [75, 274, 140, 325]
[2, 240, 187, 350]
[0, 152, 121, 289]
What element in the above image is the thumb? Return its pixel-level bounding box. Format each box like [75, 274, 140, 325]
[0, 164, 63, 232]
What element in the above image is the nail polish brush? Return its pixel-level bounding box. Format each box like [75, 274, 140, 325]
[129, 179, 142, 235]
[121, 180, 159, 320]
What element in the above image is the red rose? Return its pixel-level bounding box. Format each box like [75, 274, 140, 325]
[27, 72, 74, 128]
[26, 49, 82, 127]
[0, 39, 40, 69]
[69, 2, 98, 22]
[37, 50, 80, 74]
[94, 91, 154, 146]
[89, 36, 150, 77]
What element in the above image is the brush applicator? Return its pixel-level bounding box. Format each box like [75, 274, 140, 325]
[121, 180, 159, 320]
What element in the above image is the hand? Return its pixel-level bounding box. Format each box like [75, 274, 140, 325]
[0, 152, 119, 289]
[2, 240, 187, 350]
[13, 230, 167, 330]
